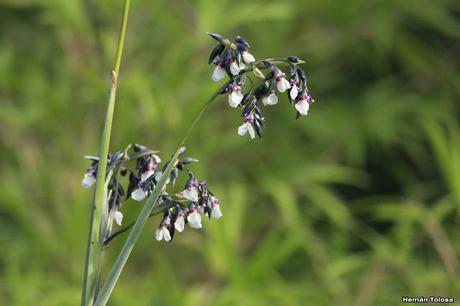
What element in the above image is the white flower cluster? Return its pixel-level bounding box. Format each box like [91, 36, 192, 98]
[207, 33, 315, 140]
[81, 145, 222, 244]
[155, 175, 222, 242]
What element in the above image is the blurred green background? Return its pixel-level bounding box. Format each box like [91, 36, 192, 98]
[1, 0, 460, 305]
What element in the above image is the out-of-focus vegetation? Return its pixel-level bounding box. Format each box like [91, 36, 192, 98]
[1, 0, 460, 305]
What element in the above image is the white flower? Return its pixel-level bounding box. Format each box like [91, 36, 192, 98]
[262, 92, 278, 106]
[131, 187, 147, 201]
[229, 61, 241, 76]
[182, 187, 199, 202]
[174, 215, 185, 232]
[211, 205, 222, 219]
[212, 65, 226, 82]
[290, 84, 299, 100]
[114, 211, 123, 226]
[277, 77, 291, 93]
[239, 62, 246, 70]
[141, 170, 155, 182]
[155, 226, 171, 241]
[242, 51, 255, 64]
[295, 99, 310, 116]
[237, 122, 255, 139]
[187, 211, 202, 229]
[81, 173, 96, 188]
[228, 89, 243, 108]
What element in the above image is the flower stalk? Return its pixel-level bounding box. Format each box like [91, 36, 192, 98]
[80, 0, 131, 305]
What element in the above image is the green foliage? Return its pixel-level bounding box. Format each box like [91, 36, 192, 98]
[0, 0, 459, 305]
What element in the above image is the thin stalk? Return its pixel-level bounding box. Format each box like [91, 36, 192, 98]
[94, 88, 222, 306]
[179, 90, 220, 145]
[81, 1, 131, 305]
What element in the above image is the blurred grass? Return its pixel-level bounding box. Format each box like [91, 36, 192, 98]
[1, 0, 460, 305]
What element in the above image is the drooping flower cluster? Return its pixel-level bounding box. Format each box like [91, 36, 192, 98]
[207, 32, 315, 139]
[81, 144, 222, 243]
[155, 173, 222, 241]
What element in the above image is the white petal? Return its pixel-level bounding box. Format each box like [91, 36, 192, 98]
[81, 173, 96, 188]
[239, 62, 246, 70]
[211, 205, 223, 219]
[228, 90, 243, 108]
[262, 96, 269, 106]
[187, 212, 202, 229]
[114, 211, 123, 226]
[277, 78, 291, 93]
[290, 85, 299, 100]
[212, 65, 226, 82]
[230, 61, 240, 76]
[284, 79, 291, 90]
[295, 99, 310, 115]
[248, 124, 256, 139]
[174, 216, 185, 232]
[266, 93, 278, 105]
[182, 187, 199, 202]
[163, 228, 171, 242]
[141, 170, 155, 182]
[242, 51, 255, 63]
[131, 188, 146, 201]
[155, 228, 164, 241]
[276, 80, 285, 93]
[237, 122, 249, 136]
[152, 154, 161, 163]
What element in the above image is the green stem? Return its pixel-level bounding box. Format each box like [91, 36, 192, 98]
[81, 1, 131, 305]
[94, 87, 222, 306]
[179, 90, 221, 145]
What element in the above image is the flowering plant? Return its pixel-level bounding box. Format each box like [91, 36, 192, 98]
[79, 2, 314, 306]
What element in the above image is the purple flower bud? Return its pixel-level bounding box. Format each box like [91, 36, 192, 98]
[244, 112, 254, 123]
[235, 35, 250, 48]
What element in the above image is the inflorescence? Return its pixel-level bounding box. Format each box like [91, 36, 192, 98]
[208, 32, 315, 139]
[81, 144, 221, 243]
[81, 32, 315, 243]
